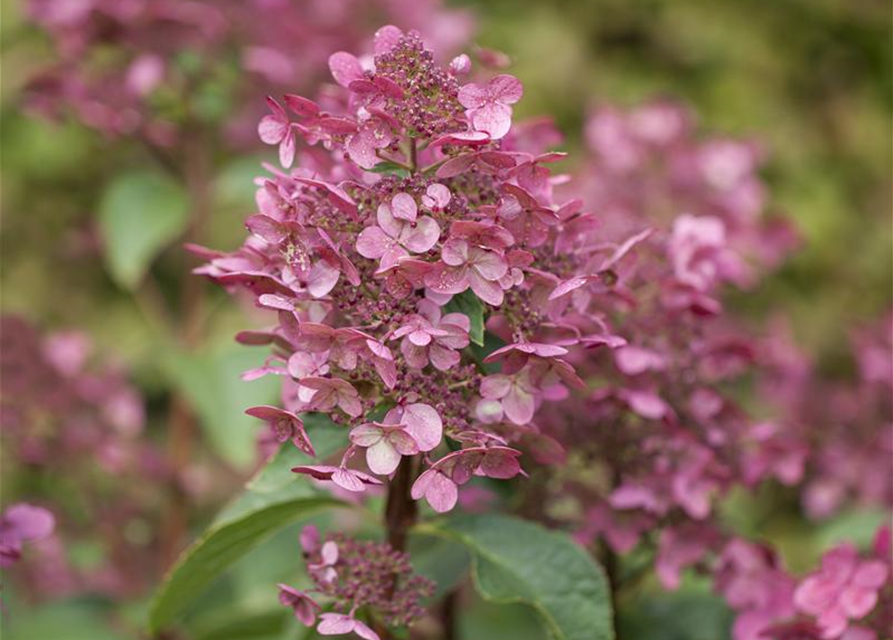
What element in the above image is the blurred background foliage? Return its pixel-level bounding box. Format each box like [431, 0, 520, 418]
[1, 0, 890, 638]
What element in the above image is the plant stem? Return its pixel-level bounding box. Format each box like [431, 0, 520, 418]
[384, 456, 419, 552]
[439, 590, 459, 640]
[603, 544, 621, 640]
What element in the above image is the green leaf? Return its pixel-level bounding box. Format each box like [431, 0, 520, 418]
[148, 421, 348, 635]
[408, 533, 471, 600]
[444, 290, 485, 346]
[161, 343, 280, 469]
[368, 161, 410, 177]
[98, 170, 189, 289]
[421, 514, 613, 640]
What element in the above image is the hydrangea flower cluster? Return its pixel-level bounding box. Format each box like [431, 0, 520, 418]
[278, 525, 434, 638]
[198, 27, 602, 515]
[25, 0, 471, 147]
[0, 316, 166, 599]
[483, 101, 868, 640]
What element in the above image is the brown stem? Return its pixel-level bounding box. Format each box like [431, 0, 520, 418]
[439, 590, 459, 640]
[375, 456, 421, 640]
[384, 456, 419, 552]
[159, 132, 213, 569]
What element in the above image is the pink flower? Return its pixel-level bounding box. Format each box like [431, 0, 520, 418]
[458, 74, 523, 139]
[478, 371, 537, 425]
[411, 446, 523, 513]
[349, 422, 420, 476]
[421, 183, 452, 210]
[258, 97, 297, 168]
[296, 377, 363, 418]
[794, 543, 889, 639]
[356, 193, 440, 270]
[426, 238, 508, 305]
[392, 299, 470, 371]
[277, 583, 321, 626]
[291, 465, 382, 493]
[317, 612, 380, 640]
[245, 405, 315, 456]
[411, 467, 458, 513]
[0, 503, 55, 567]
[349, 404, 443, 475]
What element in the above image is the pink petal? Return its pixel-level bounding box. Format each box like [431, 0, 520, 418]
[279, 127, 296, 168]
[347, 129, 379, 169]
[350, 424, 384, 447]
[489, 74, 523, 103]
[391, 193, 418, 222]
[377, 203, 403, 239]
[469, 102, 513, 140]
[401, 216, 441, 253]
[503, 385, 535, 425]
[401, 340, 429, 369]
[840, 586, 878, 619]
[307, 261, 340, 298]
[469, 271, 504, 306]
[356, 226, 391, 260]
[389, 429, 421, 456]
[480, 374, 511, 399]
[429, 343, 460, 371]
[441, 238, 469, 266]
[317, 613, 355, 635]
[424, 183, 452, 209]
[328, 52, 364, 87]
[413, 469, 458, 513]
[470, 249, 508, 281]
[374, 25, 403, 55]
[283, 94, 320, 118]
[852, 560, 888, 588]
[401, 403, 443, 452]
[481, 448, 522, 479]
[353, 619, 381, 640]
[457, 82, 488, 109]
[425, 264, 470, 295]
[258, 113, 287, 144]
[366, 439, 401, 475]
[320, 540, 339, 565]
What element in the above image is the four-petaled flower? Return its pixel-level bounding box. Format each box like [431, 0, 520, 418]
[392, 299, 470, 371]
[349, 404, 443, 475]
[458, 74, 523, 139]
[246, 405, 315, 456]
[356, 193, 440, 270]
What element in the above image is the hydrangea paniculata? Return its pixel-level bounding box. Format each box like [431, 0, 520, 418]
[200, 28, 603, 516]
